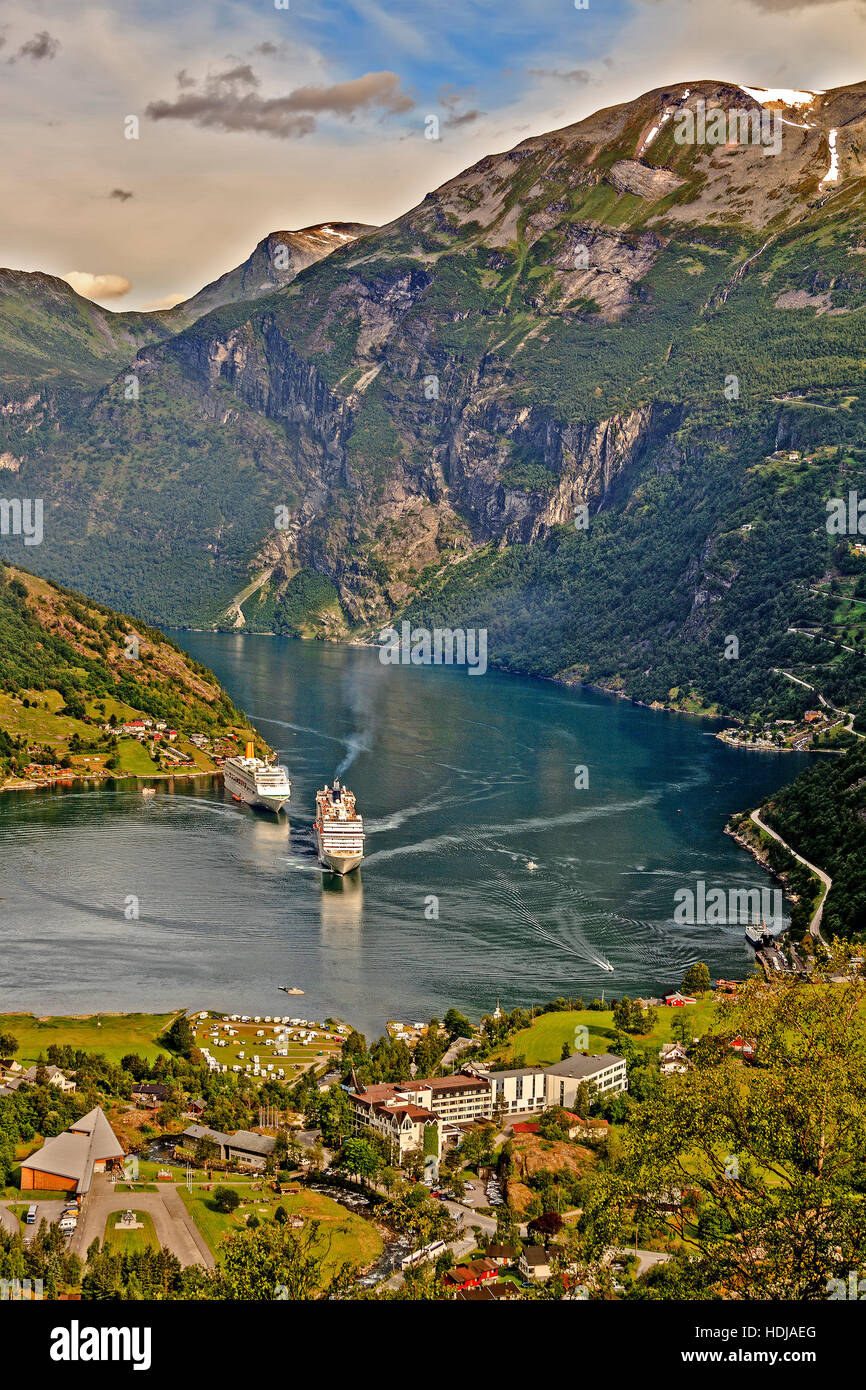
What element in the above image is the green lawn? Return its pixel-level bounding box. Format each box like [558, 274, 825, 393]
[102, 1210, 159, 1255]
[490, 1000, 721, 1067]
[113, 738, 160, 775]
[178, 1184, 382, 1279]
[0, 1011, 179, 1066]
[0, 690, 92, 746]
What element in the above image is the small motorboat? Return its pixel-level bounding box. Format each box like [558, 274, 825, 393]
[279, 985, 305, 996]
[526, 860, 537, 871]
[141, 787, 156, 798]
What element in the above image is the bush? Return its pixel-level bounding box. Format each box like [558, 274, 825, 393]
[213, 1185, 240, 1214]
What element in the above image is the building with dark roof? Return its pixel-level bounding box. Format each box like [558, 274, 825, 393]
[180, 1124, 276, 1170]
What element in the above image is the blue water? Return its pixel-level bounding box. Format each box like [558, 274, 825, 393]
[0, 635, 809, 1036]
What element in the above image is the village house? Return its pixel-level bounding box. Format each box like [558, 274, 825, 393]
[484, 1064, 548, 1117]
[444, 1257, 498, 1292]
[659, 1042, 690, 1076]
[454, 1281, 519, 1301]
[130, 1082, 169, 1108]
[485, 1243, 519, 1266]
[519, 1246, 552, 1281]
[1, 1063, 76, 1094]
[347, 1084, 441, 1161]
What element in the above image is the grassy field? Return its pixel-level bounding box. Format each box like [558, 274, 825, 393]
[489, 999, 722, 1067]
[0, 690, 91, 746]
[113, 738, 161, 775]
[0, 1011, 179, 1066]
[178, 1183, 382, 1279]
[102, 1209, 160, 1255]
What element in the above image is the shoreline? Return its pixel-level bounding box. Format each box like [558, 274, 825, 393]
[0, 767, 219, 798]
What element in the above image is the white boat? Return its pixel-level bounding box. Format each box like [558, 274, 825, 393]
[314, 779, 364, 874]
[223, 740, 291, 813]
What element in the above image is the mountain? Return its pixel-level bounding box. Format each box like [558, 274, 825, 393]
[0, 562, 266, 790]
[0, 223, 372, 397]
[3, 79, 866, 729]
[0, 269, 171, 394]
[165, 223, 374, 328]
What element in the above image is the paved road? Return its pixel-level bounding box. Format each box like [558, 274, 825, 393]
[751, 808, 830, 943]
[0, 1203, 21, 1237]
[69, 1177, 214, 1268]
[442, 1199, 498, 1236]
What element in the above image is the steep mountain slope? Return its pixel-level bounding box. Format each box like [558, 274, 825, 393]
[0, 269, 170, 394]
[0, 562, 265, 789]
[165, 223, 373, 328]
[0, 223, 372, 398]
[4, 79, 866, 726]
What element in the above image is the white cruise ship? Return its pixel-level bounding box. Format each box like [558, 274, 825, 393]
[314, 779, 365, 874]
[223, 740, 291, 813]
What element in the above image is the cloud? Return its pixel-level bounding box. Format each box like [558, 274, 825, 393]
[438, 85, 485, 129]
[109, 188, 134, 202]
[214, 64, 259, 88]
[527, 67, 593, 84]
[63, 271, 131, 301]
[141, 293, 187, 311]
[145, 68, 415, 139]
[16, 30, 61, 62]
[445, 108, 484, 128]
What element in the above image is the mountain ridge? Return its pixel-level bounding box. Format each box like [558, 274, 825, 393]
[3, 77, 866, 732]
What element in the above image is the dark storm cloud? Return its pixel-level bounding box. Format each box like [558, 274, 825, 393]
[146, 68, 414, 138]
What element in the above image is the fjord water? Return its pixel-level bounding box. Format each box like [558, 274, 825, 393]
[1, 636, 809, 1036]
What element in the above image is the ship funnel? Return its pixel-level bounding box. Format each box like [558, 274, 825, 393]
[245, 739, 255, 760]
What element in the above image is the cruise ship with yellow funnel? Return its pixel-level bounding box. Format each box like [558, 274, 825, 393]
[223, 740, 292, 813]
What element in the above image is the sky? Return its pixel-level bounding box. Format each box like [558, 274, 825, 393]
[2, 0, 866, 309]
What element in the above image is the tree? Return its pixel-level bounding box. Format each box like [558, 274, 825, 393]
[0, 1033, 19, 1057]
[528, 1211, 564, 1241]
[194, 1136, 220, 1170]
[213, 1186, 239, 1214]
[443, 1008, 472, 1040]
[317, 1085, 354, 1149]
[560, 1041, 571, 1060]
[334, 1137, 380, 1188]
[216, 1221, 333, 1300]
[577, 955, 866, 1298]
[682, 962, 711, 996]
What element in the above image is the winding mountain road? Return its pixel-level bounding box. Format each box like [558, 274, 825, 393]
[750, 808, 830, 943]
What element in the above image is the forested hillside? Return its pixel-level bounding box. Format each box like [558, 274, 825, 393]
[0, 564, 263, 786]
[4, 79, 866, 730]
[762, 743, 866, 941]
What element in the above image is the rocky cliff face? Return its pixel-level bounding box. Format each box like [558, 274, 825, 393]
[4, 78, 866, 655]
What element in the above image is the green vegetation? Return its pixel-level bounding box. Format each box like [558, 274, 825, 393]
[102, 1210, 159, 1256]
[178, 1182, 382, 1277]
[0, 564, 265, 787]
[488, 1001, 720, 1068]
[573, 958, 866, 1299]
[0, 1012, 176, 1067]
[762, 741, 866, 941]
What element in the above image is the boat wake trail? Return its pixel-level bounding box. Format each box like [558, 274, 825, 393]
[464, 830, 614, 974]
